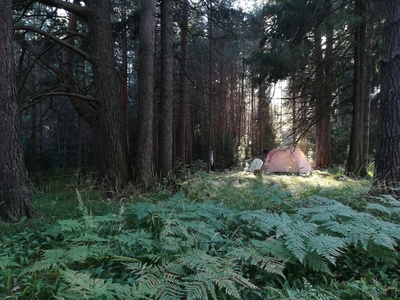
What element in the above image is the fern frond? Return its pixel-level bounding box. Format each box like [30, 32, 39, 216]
[372, 232, 396, 250]
[128, 202, 157, 220]
[155, 272, 185, 300]
[184, 280, 213, 300]
[251, 239, 293, 262]
[321, 221, 349, 236]
[30, 248, 68, 272]
[71, 232, 108, 243]
[0, 255, 20, 269]
[212, 277, 241, 300]
[284, 232, 307, 263]
[307, 234, 346, 265]
[116, 229, 154, 254]
[65, 245, 90, 262]
[344, 219, 374, 250]
[58, 219, 84, 232]
[297, 197, 358, 222]
[61, 268, 136, 299]
[229, 246, 286, 277]
[385, 223, 400, 240]
[238, 211, 280, 236]
[177, 249, 223, 271]
[366, 203, 391, 215]
[303, 252, 332, 273]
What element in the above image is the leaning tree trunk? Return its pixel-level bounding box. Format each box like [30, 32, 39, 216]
[373, 0, 400, 192]
[0, 0, 32, 222]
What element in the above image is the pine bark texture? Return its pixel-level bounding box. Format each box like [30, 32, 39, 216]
[314, 27, 331, 169]
[0, 0, 33, 221]
[136, 0, 157, 187]
[177, 0, 189, 165]
[158, 0, 174, 178]
[87, 0, 132, 187]
[347, 0, 367, 176]
[373, 0, 400, 190]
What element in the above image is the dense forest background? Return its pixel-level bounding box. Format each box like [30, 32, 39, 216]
[11, 0, 381, 180]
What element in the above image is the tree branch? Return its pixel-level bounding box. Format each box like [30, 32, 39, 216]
[14, 25, 91, 61]
[35, 0, 88, 19]
[21, 91, 101, 112]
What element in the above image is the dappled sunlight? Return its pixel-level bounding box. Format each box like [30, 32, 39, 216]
[259, 172, 372, 204]
[189, 170, 372, 210]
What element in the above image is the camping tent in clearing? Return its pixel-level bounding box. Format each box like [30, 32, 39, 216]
[261, 146, 312, 174]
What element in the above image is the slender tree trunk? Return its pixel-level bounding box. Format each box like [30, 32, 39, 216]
[229, 68, 236, 138]
[158, 0, 174, 178]
[218, 63, 227, 144]
[346, 0, 367, 176]
[258, 80, 266, 154]
[0, 0, 32, 222]
[177, 0, 189, 165]
[207, 0, 214, 171]
[363, 0, 373, 163]
[314, 26, 331, 169]
[373, 0, 400, 192]
[136, 0, 157, 186]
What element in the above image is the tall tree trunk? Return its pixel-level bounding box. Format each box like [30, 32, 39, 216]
[87, 0, 132, 187]
[229, 68, 236, 138]
[207, 0, 214, 171]
[136, 0, 157, 186]
[0, 0, 33, 222]
[373, 0, 400, 192]
[177, 0, 189, 165]
[44, 0, 133, 187]
[158, 0, 174, 178]
[120, 0, 129, 151]
[346, 0, 367, 176]
[314, 26, 331, 169]
[258, 80, 266, 154]
[363, 0, 373, 164]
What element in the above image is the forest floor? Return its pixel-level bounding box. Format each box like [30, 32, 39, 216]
[1, 169, 399, 300]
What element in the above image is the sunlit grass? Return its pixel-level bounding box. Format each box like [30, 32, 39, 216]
[1, 169, 372, 234]
[180, 170, 371, 211]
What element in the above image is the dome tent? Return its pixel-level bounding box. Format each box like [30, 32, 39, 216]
[261, 146, 312, 174]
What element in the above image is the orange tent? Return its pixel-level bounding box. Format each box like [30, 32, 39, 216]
[261, 147, 312, 174]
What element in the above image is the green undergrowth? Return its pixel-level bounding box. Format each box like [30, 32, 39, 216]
[1, 171, 399, 299]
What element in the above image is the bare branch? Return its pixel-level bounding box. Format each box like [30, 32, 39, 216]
[14, 25, 90, 61]
[35, 0, 88, 19]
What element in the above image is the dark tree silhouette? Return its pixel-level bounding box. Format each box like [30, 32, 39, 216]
[0, 0, 32, 221]
[373, 0, 400, 192]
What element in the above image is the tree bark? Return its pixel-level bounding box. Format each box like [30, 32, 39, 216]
[346, 0, 367, 177]
[314, 26, 332, 169]
[87, 0, 132, 188]
[158, 0, 174, 178]
[0, 0, 33, 222]
[373, 0, 400, 192]
[177, 0, 189, 165]
[136, 0, 157, 187]
[37, 0, 132, 188]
